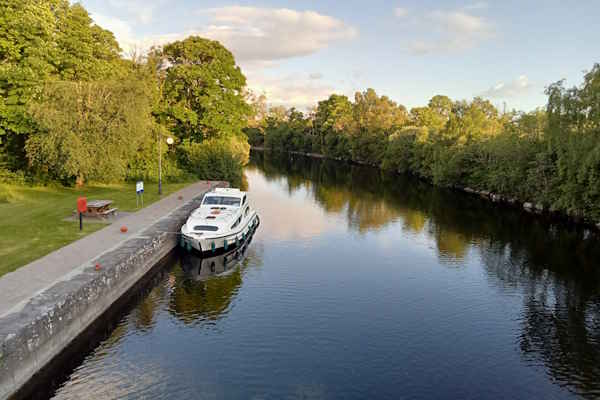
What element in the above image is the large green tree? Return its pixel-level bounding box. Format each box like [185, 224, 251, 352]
[156, 37, 251, 142]
[544, 64, 600, 217]
[351, 88, 409, 164]
[410, 95, 452, 131]
[315, 94, 354, 158]
[0, 0, 125, 169]
[26, 78, 155, 184]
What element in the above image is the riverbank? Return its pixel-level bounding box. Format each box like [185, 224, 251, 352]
[0, 181, 226, 399]
[252, 147, 600, 232]
[0, 181, 195, 277]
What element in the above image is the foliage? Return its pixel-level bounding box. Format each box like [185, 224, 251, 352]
[543, 64, 600, 218]
[26, 78, 156, 184]
[177, 137, 248, 185]
[0, 0, 126, 168]
[0, 167, 26, 185]
[2, 1, 254, 189]
[255, 65, 600, 222]
[244, 91, 268, 147]
[315, 94, 354, 159]
[155, 36, 251, 142]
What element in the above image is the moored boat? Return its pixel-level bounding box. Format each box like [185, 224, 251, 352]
[180, 188, 259, 254]
[180, 223, 257, 281]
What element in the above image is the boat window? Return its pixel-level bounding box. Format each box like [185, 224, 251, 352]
[203, 196, 241, 207]
[194, 225, 218, 232]
[244, 206, 249, 217]
[242, 195, 247, 205]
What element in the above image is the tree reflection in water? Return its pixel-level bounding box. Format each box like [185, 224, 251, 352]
[250, 149, 600, 397]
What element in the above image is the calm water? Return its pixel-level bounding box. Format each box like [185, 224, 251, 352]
[45, 151, 600, 399]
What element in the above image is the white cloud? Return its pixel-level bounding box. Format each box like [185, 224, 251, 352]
[402, 9, 494, 54]
[480, 75, 533, 98]
[431, 10, 489, 35]
[93, 6, 356, 63]
[107, 0, 160, 24]
[91, 7, 356, 108]
[92, 13, 194, 55]
[91, 13, 134, 49]
[246, 72, 335, 110]
[394, 7, 409, 17]
[199, 6, 357, 62]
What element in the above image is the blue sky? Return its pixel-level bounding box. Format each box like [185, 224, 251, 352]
[80, 0, 600, 111]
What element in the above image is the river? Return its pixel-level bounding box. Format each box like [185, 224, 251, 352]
[34, 150, 600, 399]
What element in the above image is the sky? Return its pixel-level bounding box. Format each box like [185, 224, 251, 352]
[79, 0, 600, 112]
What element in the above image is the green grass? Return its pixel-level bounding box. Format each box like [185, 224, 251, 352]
[0, 181, 194, 277]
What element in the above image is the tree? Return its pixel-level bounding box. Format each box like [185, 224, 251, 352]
[543, 64, 600, 218]
[243, 92, 267, 147]
[0, 0, 125, 169]
[351, 88, 408, 164]
[315, 94, 354, 158]
[443, 97, 503, 145]
[157, 36, 251, 142]
[26, 79, 155, 185]
[410, 95, 452, 131]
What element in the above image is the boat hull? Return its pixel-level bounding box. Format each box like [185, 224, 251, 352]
[180, 213, 260, 255]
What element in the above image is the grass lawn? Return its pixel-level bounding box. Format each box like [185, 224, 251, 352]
[0, 181, 194, 277]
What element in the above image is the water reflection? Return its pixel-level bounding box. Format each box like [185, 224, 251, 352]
[180, 234, 255, 281]
[41, 150, 600, 400]
[168, 230, 257, 325]
[482, 241, 600, 397]
[250, 150, 600, 397]
[250, 151, 600, 266]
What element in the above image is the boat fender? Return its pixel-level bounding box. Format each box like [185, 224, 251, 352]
[211, 242, 216, 252]
[224, 240, 228, 250]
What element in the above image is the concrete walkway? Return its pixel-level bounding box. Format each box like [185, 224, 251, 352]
[0, 181, 221, 318]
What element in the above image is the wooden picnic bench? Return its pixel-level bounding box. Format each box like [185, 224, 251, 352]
[84, 200, 118, 218]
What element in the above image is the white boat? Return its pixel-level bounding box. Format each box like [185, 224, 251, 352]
[180, 225, 256, 281]
[180, 188, 259, 254]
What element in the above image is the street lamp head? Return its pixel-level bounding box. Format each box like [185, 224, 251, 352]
[166, 137, 174, 145]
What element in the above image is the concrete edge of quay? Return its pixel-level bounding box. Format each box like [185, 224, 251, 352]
[0, 181, 227, 399]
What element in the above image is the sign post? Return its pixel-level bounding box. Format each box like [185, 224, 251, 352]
[77, 197, 87, 231]
[136, 181, 144, 208]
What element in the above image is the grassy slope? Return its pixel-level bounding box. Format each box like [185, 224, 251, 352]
[0, 181, 193, 277]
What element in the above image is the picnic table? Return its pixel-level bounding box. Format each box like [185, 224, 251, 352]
[85, 200, 118, 217]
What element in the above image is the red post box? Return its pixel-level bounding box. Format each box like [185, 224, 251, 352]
[77, 197, 87, 230]
[77, 197, 87, 213]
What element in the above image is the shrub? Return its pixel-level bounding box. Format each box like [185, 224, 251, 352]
[177, 137, 249, 185]
[0, 169, 26, 185]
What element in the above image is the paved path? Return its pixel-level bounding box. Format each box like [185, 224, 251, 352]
[0, 181, 222, 317]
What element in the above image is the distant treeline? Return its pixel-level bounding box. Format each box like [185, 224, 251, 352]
[0, 0, 251, 188]
[246, 65, 600, 222]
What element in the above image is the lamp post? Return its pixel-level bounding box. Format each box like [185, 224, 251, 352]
[158, 136, 174, 195]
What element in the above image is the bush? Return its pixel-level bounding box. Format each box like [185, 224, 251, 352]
[0, 169, 26, 185]
[177, 137, 249, 185]
[26, 79, 155, 185]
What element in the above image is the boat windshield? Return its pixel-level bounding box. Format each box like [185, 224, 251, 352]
[194, 225, 218, 232]
[203, 196, 241, 207]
